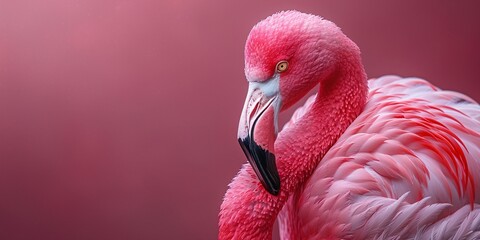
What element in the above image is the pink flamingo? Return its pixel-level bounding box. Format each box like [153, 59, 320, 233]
[219, 11, 480, 239]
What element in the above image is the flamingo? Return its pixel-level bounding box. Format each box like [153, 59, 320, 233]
[218, 10, 480, 240]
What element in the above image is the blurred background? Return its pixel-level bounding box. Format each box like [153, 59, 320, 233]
[0, 1, 479, 239]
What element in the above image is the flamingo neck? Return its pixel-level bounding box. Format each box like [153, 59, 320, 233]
[277, 55, 368, 191]
[219, 53, 367, 239]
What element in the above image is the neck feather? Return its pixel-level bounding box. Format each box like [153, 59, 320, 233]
[219, 52, 367, 239]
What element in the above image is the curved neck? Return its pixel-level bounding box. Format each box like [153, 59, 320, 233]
[277, 55, 367, 190]
[219, 53, 367, 239]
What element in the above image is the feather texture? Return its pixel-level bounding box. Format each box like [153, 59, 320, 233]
[278, 75, 480, 239]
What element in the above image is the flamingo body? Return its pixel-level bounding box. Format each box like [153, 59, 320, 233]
[219, 11, 480, 239]
[279, 75, 480, 239]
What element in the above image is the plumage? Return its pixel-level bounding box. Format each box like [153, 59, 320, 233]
[219, 11, 480, 239]
[278, 76, 480, 239]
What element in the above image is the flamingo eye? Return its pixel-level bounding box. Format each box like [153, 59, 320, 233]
[275, 61, 288, 73]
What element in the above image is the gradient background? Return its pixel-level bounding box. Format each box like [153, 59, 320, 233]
[0, 1, 479, 239]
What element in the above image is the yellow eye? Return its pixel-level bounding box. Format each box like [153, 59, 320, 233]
[275, 60, 288, 73]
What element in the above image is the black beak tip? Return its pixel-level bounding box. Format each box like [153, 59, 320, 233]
[238, 137, 281, 196]
[268, 185, 280, 196]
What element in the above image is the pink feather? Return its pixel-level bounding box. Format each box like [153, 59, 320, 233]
[278, 76, 480, 239]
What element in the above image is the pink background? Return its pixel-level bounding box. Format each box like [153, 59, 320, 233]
[1, 1, 479, 239]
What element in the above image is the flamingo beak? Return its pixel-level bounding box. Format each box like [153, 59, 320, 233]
[237, 77, 281, 195]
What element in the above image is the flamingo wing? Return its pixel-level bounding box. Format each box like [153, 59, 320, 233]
[278, 75, 480, 239]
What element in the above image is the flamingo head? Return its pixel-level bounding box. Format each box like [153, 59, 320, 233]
[238, 11, 345, 195]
